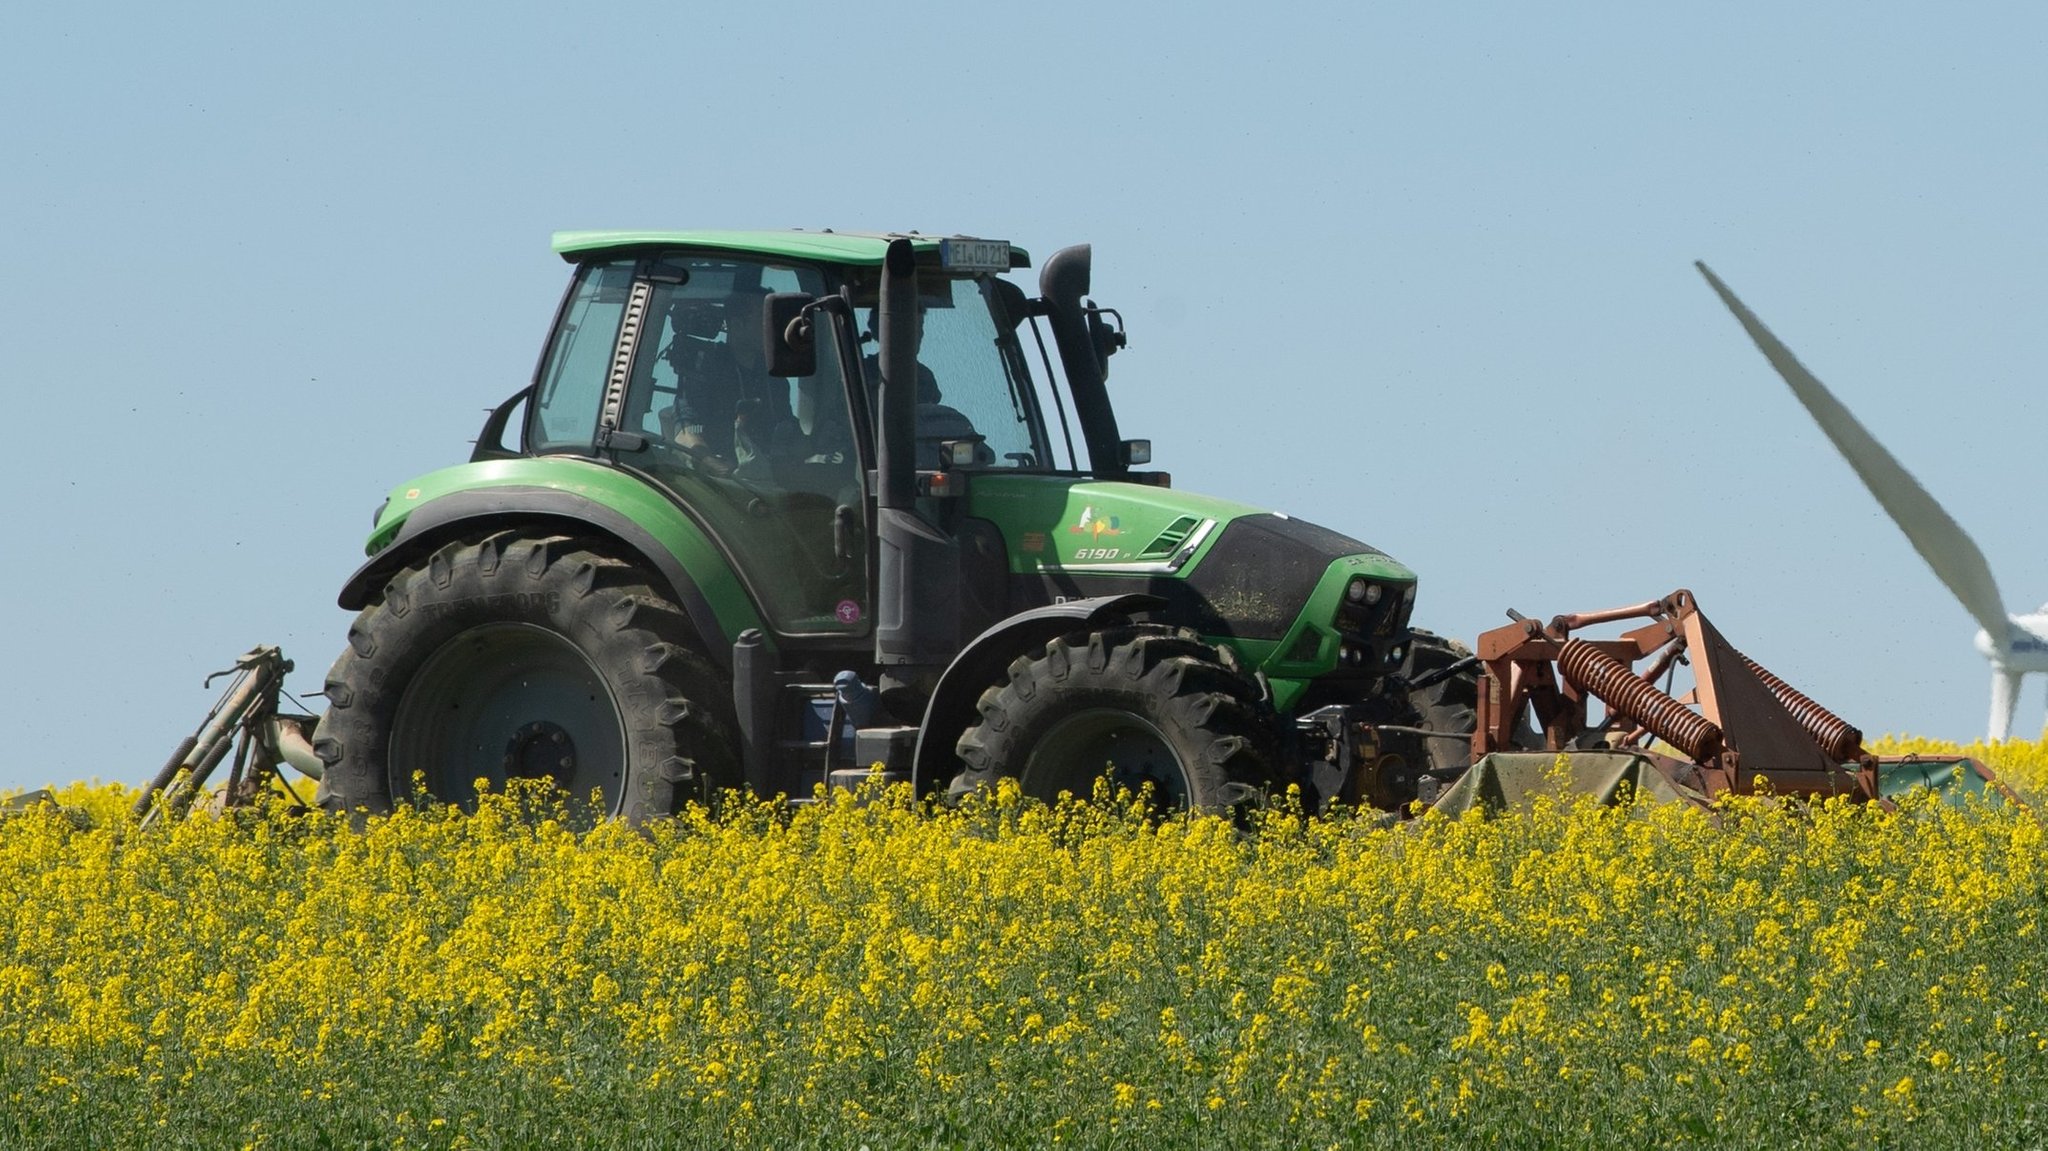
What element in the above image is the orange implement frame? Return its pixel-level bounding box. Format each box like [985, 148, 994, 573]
[1472, 589, 1885, 800]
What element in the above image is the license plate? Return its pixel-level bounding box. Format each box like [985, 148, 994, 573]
[939, 238, 1011, 272]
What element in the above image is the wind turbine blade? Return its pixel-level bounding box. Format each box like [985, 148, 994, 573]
[1695, 262, 2011, 650]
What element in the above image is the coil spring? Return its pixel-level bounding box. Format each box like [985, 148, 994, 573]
[1558, 638, 1724, 762]
[1739, 653, 1864, 761]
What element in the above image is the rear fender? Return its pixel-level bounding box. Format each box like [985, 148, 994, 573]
[336, 486, 757, 669]
[910, 593, 1166, 794]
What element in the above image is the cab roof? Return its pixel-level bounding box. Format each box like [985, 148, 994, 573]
[549, 230, 1031, 269]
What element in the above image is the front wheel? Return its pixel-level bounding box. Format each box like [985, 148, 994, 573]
[1398, 628, 1482, 778]
[312, 531, 738, 822]
[949, 626, 1279, 812]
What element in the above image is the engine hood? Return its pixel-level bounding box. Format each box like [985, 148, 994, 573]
[963, 475, 1414, 585]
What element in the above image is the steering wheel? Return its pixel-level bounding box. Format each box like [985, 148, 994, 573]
[644, 431, 735, 478]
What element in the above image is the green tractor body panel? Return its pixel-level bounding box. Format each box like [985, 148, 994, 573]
[365, 456, 770, 648]
[1873, 756, 2021, 805]
[964, 475, 1263, 574]
[962, 474, 1417, 712]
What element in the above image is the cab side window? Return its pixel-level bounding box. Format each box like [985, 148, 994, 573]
[530, 261, 635, 453]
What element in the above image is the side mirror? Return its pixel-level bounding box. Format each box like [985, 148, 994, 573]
[1084, 300, 1126, 380]
[990, 279, 1029, 331]
[764, 293, 817, 377]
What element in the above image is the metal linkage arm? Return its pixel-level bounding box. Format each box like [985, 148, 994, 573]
[134, 647, 317, 828]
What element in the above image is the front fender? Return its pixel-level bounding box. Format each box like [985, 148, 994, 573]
[910, 593, 1166, 795]
[336, 484, 756, 668]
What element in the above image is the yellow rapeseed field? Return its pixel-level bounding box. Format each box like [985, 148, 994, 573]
[3, 739, 2047, 1149]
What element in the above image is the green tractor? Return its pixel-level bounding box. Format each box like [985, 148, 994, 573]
[312, 231, 1472, 819]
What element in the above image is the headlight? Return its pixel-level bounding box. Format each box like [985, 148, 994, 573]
[1346, 577, 1368, 603]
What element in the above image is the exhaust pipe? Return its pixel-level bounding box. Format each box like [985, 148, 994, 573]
[876, 239, 919, 512]
[1039, 244, 1126, 476]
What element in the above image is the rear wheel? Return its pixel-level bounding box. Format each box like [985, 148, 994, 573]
[312, 531, 737, 822]
[950, 625, 1279, 812]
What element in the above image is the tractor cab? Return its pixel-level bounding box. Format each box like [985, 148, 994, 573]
[514, 234, 1104, 644]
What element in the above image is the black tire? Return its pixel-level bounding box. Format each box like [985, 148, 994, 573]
[312, 530, 738, 822]
[949, 625, 1279, 812]
[1399, 628, 1481, 779]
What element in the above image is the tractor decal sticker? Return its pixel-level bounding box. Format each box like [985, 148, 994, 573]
[834, 599, 863, 625]
[1019, 531, 1047, 554]
[1068, 506, 1122, 538]
[1065, 507, 1126, 562]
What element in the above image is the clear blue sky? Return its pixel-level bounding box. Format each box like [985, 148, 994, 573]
[4, 2, 2044, 793]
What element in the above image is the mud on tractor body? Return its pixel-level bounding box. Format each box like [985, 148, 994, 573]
[127, 233, 2016, 823]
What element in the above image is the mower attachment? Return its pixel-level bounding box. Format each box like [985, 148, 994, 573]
[1465, 590, 2021, 810]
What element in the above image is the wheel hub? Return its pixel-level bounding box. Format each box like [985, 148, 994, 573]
[504, 720, 577, 780]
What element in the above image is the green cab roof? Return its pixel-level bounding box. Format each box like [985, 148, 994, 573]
[549, 229, 1031, 268]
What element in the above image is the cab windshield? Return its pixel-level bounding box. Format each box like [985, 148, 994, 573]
[856, 274, 1058, 470]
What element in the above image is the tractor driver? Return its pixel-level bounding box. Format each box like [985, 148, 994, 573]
[861, 307, 989, 468]
[664, 293, 791, 477]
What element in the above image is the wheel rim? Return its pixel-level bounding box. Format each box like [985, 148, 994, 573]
[389, 623, 626, 817]
[1023, 708, 1190, 808]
